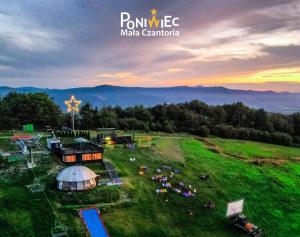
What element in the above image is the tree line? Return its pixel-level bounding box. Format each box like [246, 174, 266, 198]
[55, 130, 91, 140]
[1, 92, 300, 147]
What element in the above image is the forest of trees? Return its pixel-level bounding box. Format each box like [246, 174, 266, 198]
[1, 92, 300, 147]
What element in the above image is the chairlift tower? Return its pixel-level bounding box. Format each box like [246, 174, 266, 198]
[27, 145, 36, 168]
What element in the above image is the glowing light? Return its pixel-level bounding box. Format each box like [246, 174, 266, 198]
[150, 9, 158, 15]
[64, 95, 81, 112]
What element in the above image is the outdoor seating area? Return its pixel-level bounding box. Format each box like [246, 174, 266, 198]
[147, 165, 197, 198]
[152, 174, 197, 197]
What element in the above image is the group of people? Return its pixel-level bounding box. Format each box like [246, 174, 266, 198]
[143, 164, 216, 212]
[151, 166, 197, 198]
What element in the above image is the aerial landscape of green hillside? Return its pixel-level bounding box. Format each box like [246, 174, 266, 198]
[1, 133, 299, 237]
[1, 1, 300, 236]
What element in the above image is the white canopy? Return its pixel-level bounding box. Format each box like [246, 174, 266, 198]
[56, 166, 97, 182]
[74, 137, 89, 143]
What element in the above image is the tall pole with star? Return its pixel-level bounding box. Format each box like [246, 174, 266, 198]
[64, 95, 81, 131]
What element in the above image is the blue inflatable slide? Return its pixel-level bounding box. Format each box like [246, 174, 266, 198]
[79, 207, 110, 237]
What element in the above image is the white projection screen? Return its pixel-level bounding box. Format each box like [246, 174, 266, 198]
[226, 199, 244, 217]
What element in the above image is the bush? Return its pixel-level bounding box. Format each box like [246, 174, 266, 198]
[196, 125, 210, 137]
[238, 128, 249, 139]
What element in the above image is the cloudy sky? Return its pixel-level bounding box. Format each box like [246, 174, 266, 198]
[0, 0, 300, 92]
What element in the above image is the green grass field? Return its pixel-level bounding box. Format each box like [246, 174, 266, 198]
[0, 134, 299, 237]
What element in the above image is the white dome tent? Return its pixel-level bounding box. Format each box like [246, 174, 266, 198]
[56, 166, 98, 191]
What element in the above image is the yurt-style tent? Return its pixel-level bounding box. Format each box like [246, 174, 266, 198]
[56, 166, 98, 191]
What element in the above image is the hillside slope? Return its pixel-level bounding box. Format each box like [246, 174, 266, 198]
[1, 135, 299, 237]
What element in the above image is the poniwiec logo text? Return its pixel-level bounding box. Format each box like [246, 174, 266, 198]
[120, 9, 180, 37]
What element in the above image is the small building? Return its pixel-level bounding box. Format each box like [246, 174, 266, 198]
[93, 129, 132, 145]
[47, 138, 61, 150]
[50, 137, 104, 164]
[56, 166, 98, 191]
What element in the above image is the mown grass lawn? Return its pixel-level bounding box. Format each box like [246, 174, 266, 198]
[0, 135, 299, 237]
[211, 137, 300, 160]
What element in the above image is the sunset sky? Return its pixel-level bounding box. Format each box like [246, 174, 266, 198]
[0, 0, 300, 92]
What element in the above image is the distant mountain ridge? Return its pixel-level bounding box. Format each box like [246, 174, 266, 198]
[0, 85, 299, 114]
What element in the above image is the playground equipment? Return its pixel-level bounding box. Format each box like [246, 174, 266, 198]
[10, 135, 45, 167]
[2, 134, 46, 165]
[226, 199, 263, 237]
[11, 136, 29, 155]
[138, 136, 152, 147]
[79, 207, 110, 237]
[11, 134, 44, 152]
